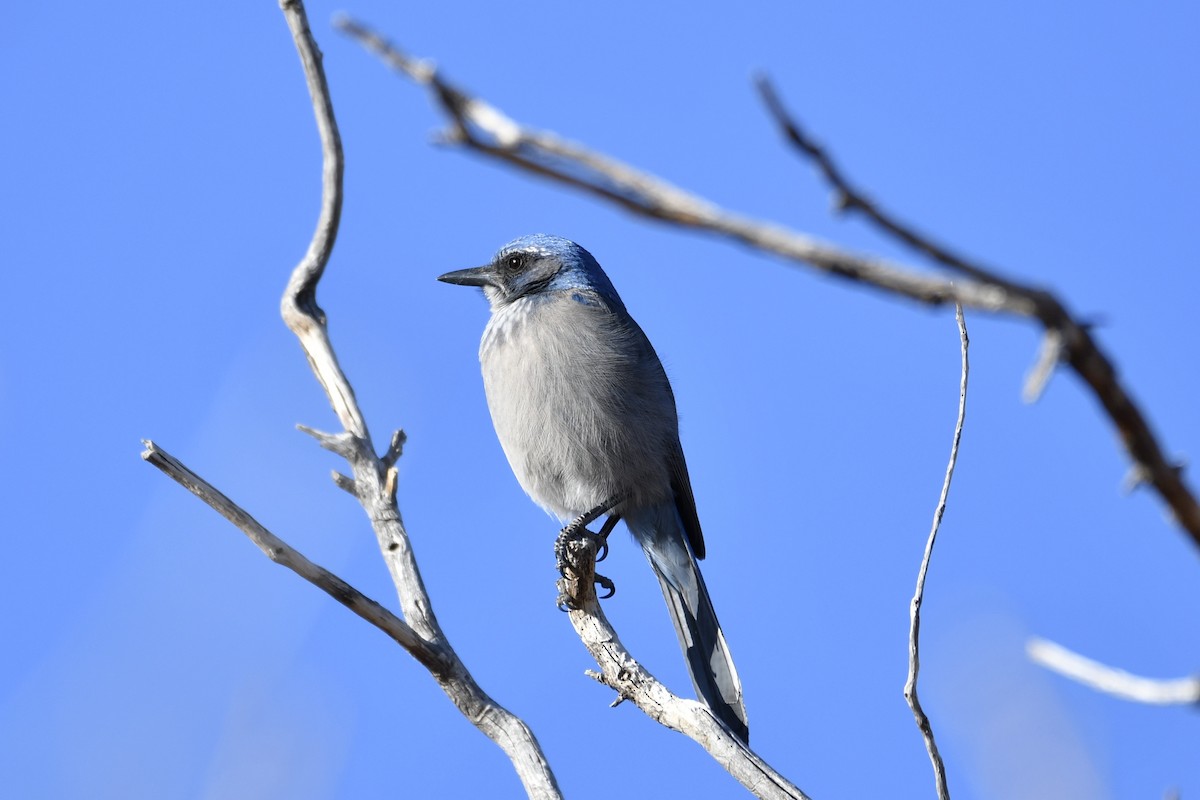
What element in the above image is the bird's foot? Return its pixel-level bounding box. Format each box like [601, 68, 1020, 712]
[555, 496, 624, 611]
[554, 525, 617, 610]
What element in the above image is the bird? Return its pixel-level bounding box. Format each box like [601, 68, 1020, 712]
[438, 234, 748, 742]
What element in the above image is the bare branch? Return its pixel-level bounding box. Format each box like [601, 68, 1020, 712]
[141, 3, 563, 796]
[140, 441, 447, 673]
[556, 536, 812, 800]
[904, 305, 968, 800]
[273, 3, 561, 795]
[1028, 637, 1200, 706]
[338, 17, 1200, 556]
[278, 1, 364, 439]
[757, 78, 1000, 287]
[333, 16, 1026, 317]
[755, 77, 1200, 552]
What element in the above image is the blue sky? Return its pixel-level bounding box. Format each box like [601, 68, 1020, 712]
[3, 2, 1198, 798]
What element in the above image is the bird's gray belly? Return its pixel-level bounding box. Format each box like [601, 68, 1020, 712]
[480, 310, 674, 520]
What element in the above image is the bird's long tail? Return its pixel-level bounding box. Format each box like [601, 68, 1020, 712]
[626, 505, 749, 742]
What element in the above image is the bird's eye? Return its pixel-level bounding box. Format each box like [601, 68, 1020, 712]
[507, 255, 523, 271]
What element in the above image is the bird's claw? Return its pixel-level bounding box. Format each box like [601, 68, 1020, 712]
[594, 573, 615, 599]
[554, 519, 618, 611]
[554, 498, 625, 611]
[594, 511, 620, 563]
[556, 572, 616, 611]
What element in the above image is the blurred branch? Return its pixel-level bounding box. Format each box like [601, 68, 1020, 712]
[1028, 637, 1200, 706]
[140, 2, 562, 797]
[337, 16, 1200, 556]
[1021, 329, 1064, 403]
[904, 305, 968, 800]
[556, 536, 811, 800]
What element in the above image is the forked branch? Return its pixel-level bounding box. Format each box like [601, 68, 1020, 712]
[144, 2, 561, 797]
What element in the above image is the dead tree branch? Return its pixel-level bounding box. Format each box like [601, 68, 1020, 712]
[904, 305, 969, 800]
[556, 536, 812, 800]
[755, 78, 1197, 549]
[333, 16, 1026, 315]
[1028, 637, 1200, 706]
[756, 79, 999, 287]
[337, 17, 1200, 556]
[140, 441, 447, 672]
[142, 2, 561, 796]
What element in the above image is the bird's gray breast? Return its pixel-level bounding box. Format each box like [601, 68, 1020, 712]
[479, 291, 678, 520]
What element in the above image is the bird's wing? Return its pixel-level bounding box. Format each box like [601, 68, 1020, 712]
[668, 444, 706, 560]
[565, 287, 706, 558]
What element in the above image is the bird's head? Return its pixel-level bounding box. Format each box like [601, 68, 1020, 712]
[438, 234, 623, 310]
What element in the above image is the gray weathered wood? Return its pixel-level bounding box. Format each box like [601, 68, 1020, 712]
[142, 2, 563, 797]
[557, 536, 812, 800]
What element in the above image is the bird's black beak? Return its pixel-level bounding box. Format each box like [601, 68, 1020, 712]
[437, 265, 498, 288]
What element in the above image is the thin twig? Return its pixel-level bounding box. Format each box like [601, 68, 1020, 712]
[279, 0, 363, 439]
[756, 78, 999, 287]
[337, 18, 1200, 556]
[1028, 637, 1200, 706]
[140, 441, 447, 673]
[556, 536, 812, 800]
[904, 305, 969, 800]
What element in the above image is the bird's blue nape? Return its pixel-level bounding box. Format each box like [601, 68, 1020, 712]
[498, 234, 625, 309]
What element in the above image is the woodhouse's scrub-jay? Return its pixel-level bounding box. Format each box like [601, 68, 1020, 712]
[438, 234, 748, 742]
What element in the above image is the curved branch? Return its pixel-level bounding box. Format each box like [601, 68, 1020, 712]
[1028, 637, 1200, 706]
[337, 17, 1200, 556]
[279, 0, 363, 438]
[905, 306, 969, 800]
[556, 536, 811, 800]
